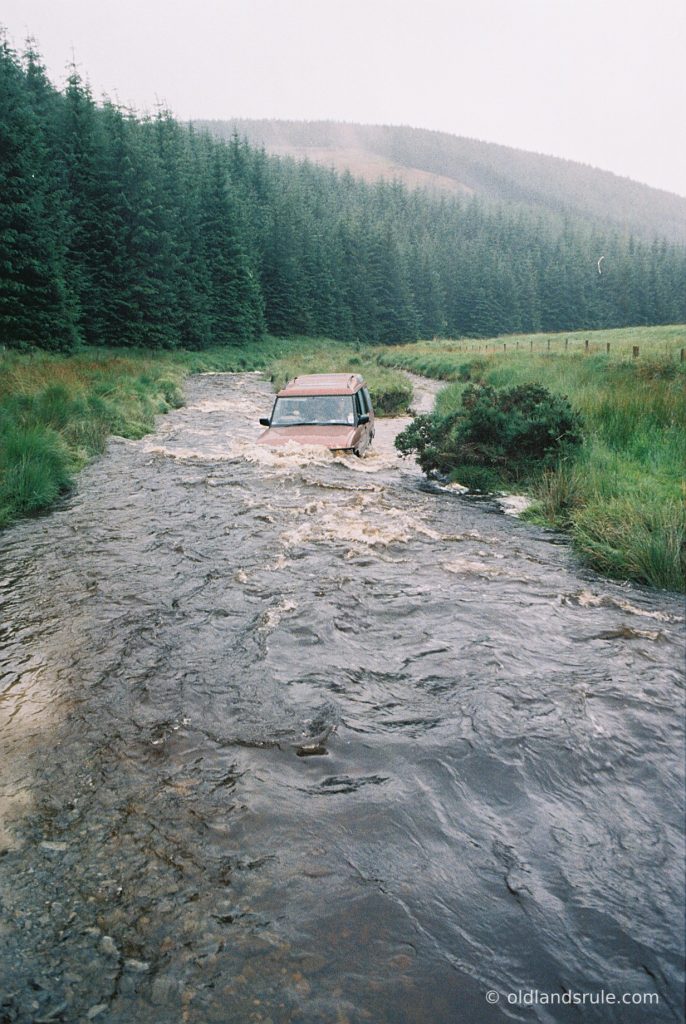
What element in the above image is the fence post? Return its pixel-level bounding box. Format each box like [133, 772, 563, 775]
[503, 343, 506, 352]
[547, 339, 551, 350]
[633, 346, 639, 358]
[681, 348, 685, 363]
[606, 342, 611, 354]
[565, 339, 568, 351]
[585, 339, 589, 353]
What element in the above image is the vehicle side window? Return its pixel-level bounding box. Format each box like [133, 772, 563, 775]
[362, 388, 372, 413]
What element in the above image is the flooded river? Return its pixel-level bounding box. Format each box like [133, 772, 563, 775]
[0, 373, 684, 1023]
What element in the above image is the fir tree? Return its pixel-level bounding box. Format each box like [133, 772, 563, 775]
[0, 38, 78, 350]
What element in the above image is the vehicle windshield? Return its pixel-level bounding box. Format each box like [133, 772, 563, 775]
[270, 395, 355, 427]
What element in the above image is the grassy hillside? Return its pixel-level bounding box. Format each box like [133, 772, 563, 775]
[198, 119, 686, 244]
[379, 326, 686, 592]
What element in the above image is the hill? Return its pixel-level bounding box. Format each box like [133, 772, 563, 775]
[196, 119, 686, 245]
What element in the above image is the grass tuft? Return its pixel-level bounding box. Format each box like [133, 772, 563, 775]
[0, 422, 72, 525]
[573, 497, 685, 593]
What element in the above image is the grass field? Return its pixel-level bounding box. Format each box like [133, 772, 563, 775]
[377, 325, 686, 376]
[379, 325, 685, 592]
[0, 337, 410, 529]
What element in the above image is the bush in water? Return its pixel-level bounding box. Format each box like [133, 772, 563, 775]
[395, 382, 583, 483]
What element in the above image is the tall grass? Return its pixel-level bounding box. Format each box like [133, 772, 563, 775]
[379, 326, 686, 592]
[0, 350, 185, 527]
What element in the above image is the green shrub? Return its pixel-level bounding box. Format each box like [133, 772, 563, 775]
[369, 375, 413, 415]
[383, 328, 684, 589]
[396, 382, 583, 483]
[448, 465, 504, 491]
[394, 411, 451, 474]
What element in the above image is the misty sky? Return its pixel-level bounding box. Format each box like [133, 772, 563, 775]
[2, 0, 685, 196]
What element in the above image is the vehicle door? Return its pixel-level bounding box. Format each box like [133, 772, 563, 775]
[362, 387, 374, 434]
[353, 389, 372, 452]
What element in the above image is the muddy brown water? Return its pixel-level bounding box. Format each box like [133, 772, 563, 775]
[0, 373, 684, 1024]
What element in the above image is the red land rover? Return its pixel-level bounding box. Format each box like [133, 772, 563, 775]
[257, 373, 375, 456]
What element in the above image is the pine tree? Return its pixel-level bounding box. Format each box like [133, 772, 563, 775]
[0, 38, 78, 350]
[200, 148, 264, 345]
[61, 67, 113, 345]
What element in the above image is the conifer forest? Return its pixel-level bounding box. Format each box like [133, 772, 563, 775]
[2, 37, 685, 355]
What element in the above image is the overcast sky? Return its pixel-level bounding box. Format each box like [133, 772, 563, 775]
[2, 0, 685, 196]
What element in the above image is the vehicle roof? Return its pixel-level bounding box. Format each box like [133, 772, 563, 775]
[277, 373, 366, 397]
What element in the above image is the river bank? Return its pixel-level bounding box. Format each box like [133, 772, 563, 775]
[379, 326, 686, 592]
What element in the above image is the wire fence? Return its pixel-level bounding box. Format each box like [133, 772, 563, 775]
[431, 336, 686, 361]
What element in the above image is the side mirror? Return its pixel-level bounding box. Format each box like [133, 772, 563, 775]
[357, 413, 370, 425]
[259, 417, 270, 427]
